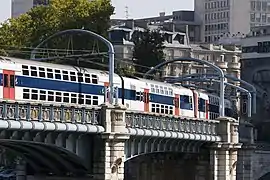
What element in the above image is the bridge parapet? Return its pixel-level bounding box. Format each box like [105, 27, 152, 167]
[210, 117, 242, 180]
[0, 100, 103, 133]
[125, 111, 220, 141]
[92, 105, 242, 180]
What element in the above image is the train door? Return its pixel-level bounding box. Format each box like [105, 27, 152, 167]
[206, 100, 209, 119]
[174, 94, 180, 116]
[104, 82, 109, 102]
[3, 70, 15, 100]
[192, 90, 198, 118]
[143, 89, 150, 112]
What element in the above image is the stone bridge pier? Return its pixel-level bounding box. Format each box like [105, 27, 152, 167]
[92, 105, 242, 180]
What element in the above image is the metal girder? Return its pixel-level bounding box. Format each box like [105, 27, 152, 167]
[143, 57, 225, 117]
[165, 73, 257, 114]
[170, 77, 252, 118]
[30, 29, 115, 104]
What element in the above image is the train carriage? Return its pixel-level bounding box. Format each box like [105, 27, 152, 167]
[192, 90, 209, 119]
[0, 56, 236, 120]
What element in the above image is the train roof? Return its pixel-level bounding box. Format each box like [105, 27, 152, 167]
[2, 57, 235, 102]
[138, 78, 192, 91]
[3, 56, 121, 78]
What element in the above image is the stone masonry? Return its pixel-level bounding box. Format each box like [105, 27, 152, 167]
[210, 117, 242, 180]
[93, 104, 129, 180]
[93, 105, 242, 180]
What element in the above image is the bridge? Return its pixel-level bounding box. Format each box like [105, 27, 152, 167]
[237, 122, 270, 180]
[0, 100, 241, 180]
[0, 29, 245, 180]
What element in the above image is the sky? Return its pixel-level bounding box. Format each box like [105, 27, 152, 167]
[111, 0, 194, 19]
[0, 0, 11, 23]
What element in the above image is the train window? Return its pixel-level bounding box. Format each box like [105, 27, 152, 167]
[70, 72, 76, 82]
[23, 89, 30, 99]
[10, 75, 15, 88]
[155, 85, 159, 93]
[71, 94, 77, 103]
[78, 94, 84, 104]
[164, 89, 168, 95]
[31, 89, 38, 100]
[92, 74, 98, 84]
[47, 69, 53, 79]
[30, 66, 37, 77]
[180, 95, 193, 110]
[93, 96, 98, 105]
[3, 74, 8, 87]
[55, 70, 61, 80]
[39, 67, 46, 78]
[85, 95, 92, 105]
[22, 65, 29, 76]
[169, 106, 173, 114]
[160, 86, 164, 94]
[151, 84, 155, 93]
[48, 91, 54, 101]
[85, 74, 91, 83]
[161, 105, 165, 113]
[165, 106, 169, 114]
[136, 92, 142, 101]
[77, 73, 83, 82]
[168, 88, 173, 95]
[63, 93, 69, 103]
[62, 71, 69, 80]
[156, 104, 160, 113]
[151, 104, 155, 112]
[198, 98, 206, 112]
[55, 92, 62, 102]
[39, 90, 46, 101]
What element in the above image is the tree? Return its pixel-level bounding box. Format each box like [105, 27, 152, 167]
[132, 29, 165, 76]
[0, 0, 114, 60]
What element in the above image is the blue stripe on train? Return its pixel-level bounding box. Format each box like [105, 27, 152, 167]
[0, 74, 232, 114]
[15, 75, 176, 105]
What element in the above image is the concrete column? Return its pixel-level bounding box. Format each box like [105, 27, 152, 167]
[93, 104, 130, 180]
[210, 117, 242, 180]
[66, 134, 76, 153]
[55, 133, 65, 148]
[237, 121, 255, 180]
[236, 145, 255, 180]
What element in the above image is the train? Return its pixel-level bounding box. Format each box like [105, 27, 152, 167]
[0, 56, 235, 120]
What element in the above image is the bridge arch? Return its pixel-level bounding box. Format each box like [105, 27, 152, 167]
[124, 151, 210, 180]
[125, 136, 213, 162]
[256, 167, 270, 180]
[0, 139, 88, 176]
[258, 172, 270, 180]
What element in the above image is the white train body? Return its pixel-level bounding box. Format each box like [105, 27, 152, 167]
[0, 56, 235, 120]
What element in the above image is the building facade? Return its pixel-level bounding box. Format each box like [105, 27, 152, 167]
[109, 21, 241, 90]
[195, 0, 270, 43]
[111, 10, 202, 44]
[0, 0, 49, 23]
[241, 25, 270, 142]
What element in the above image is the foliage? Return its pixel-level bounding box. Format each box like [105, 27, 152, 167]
[116, 64, 136, 77]
[0, 0, 114, 60]
[132, 29, 165, 76]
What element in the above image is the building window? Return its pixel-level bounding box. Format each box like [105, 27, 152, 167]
[256, 1, 261, 11]
[251, 1, 256, 11]
[250, 13, 255, 22]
